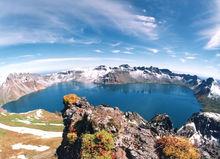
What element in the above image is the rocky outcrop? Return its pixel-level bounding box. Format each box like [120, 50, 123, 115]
[57, 94, 220, 159]
[150, 114, 174, 136]
[57, 94, 159, 159]
[178, 112, 220, 159]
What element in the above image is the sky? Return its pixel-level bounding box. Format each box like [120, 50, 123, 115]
[0, 0, 220, 80]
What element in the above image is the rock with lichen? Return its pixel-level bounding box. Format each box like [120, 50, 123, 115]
[57, 94, 159, 159]
[57, 93, 219, 159]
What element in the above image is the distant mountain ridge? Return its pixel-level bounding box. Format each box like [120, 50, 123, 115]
[0, 64, 220, 112]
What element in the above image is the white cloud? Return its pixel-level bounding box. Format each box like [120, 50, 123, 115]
[216, 53, 220, 57]
[164, 47, 173, 54]
[94, 49, 103, 53]
[184, 52, 197, 60]
[199, 0, 220, 50]
[146, 48, 159, 54]
[122, 51, 133, 55]
[180, 58, 186, 63]
[0, 30, 100, 46]
[111, 42, 121, 47]
[163, 47, 176, 58]
[112, 50, 120, 53]
[126, 47, 134, 51]
[201, 26, 220, 50]
[0, 0, 158, 46]
[185, 56, 196, 60]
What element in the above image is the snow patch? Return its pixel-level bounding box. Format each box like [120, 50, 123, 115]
[80, 68, 109, 83]
[0, 123, 62, 138]
[17, 155, 27, 159]
[0, 112, 7, 116]
[130, 70, 145, 78]
[208, 81, 220, 98]
[49, 123, 63, 126]
[12, 143, 49, 152]
[189, 132, 203, 146]
[203, 112, 220, 122]
[35, 109, 43, 119]
[13, 119, 31, 124]
[178, 122, 197, 133]
[10, 155, 27, 159]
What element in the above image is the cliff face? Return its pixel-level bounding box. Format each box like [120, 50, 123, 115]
[56, 94, 220, 159]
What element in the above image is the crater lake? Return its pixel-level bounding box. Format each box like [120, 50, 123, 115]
[3, 81, 201, 127]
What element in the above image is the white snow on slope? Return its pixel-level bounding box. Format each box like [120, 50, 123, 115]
[17, 155, 27, 159]
[35, 109, 43, 119]
[209, 81, 220, 98]
[80, 68, 110, 83]
[0, 123, 62, 138]
[203, 112, 220, 122]
[12, 143, 49, 152]
[12, 119, 32, 124]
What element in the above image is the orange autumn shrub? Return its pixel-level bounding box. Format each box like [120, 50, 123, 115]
[156, 135, 200, 159]
[67, 132, 78, 144]
[63, 94, 80, 105]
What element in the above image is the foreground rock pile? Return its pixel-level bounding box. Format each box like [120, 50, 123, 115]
[56, 94, 220, 159]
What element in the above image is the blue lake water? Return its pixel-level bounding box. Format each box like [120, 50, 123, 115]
[3, 81, 201, 127]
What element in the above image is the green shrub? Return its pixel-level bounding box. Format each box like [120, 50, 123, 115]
[81, 130, 115, 159]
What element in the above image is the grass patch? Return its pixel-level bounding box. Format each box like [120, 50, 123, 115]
[198, 96, 220, 113]
[0, 129, 6, 137]
[0, 111, 63, 131]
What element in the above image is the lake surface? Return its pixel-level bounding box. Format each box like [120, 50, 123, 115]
[3, 81, 201, 127]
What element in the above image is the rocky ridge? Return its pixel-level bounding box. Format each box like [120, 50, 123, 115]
[0, 65, 220, 112]
[56, 94, 220, 159]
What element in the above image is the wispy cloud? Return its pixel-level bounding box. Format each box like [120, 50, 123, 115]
[180, 58, 186, 63]
[146, 48, 159, 54]
[179, 52, 197, 62]
[163, 47, 176, 58]
[112, 50, 121, 54]
[184, 52, 197, 60]
[126, 47, 134, 51]
[94, 49, 103, 53]
[0, 0, 158, 46]
[199, 0, 220, 50]
[122, 51, 134, 55]
[185, 56, 196, 60]
[111, 42, 121, 47]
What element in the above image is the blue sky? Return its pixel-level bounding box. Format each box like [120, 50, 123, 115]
[0, 0, 220, 79]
